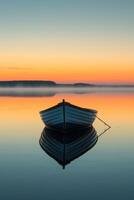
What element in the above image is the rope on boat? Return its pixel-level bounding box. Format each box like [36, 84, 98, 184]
[97, 126, 111, 138]
[96, 116, 111, 128]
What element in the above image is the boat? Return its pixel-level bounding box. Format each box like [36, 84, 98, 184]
[40, 99, 97, 130]
[39, 126, 98, 169]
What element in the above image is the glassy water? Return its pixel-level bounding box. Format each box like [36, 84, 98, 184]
[0, 87, 134, 200]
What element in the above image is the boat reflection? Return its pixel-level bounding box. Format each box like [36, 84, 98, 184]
[39, 126, 98, 169]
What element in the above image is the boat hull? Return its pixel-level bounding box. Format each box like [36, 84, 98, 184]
[40, 101, 97, 130]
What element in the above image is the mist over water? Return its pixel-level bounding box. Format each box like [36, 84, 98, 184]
[0, 86, 134, 97]
[0, 88, 134, 200]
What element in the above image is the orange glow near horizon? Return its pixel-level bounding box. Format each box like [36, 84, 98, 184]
[0, 66, 134, 83]
[0, 39, 134, 83]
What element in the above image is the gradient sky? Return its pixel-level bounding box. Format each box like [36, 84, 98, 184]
[0, 0, 134, 83]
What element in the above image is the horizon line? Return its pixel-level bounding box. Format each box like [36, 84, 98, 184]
[0, 80, 134, 85]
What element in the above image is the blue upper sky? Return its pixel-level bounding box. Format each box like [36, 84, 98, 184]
[0, 0, 133, 40]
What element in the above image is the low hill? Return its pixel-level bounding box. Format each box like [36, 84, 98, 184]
[73, 83, 95, 87]
[0, 81, 56, 87]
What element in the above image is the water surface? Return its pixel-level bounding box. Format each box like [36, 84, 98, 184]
[0, 88, 134, 200]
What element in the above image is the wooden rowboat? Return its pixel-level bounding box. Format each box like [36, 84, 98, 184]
[40, 99, 97, 130]
[39, 126, 98, 168]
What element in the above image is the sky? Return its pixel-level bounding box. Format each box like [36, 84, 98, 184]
[0, 0, 134, 83]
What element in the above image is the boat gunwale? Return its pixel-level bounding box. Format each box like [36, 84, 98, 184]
[40, 101, 97, 114]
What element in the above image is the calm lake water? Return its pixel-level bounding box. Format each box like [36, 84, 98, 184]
[0, 87, 134, 200]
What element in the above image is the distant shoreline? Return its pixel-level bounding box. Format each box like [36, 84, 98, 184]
[0, 80, 134, 88]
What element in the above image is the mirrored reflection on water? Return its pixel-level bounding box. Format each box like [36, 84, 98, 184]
[39, 126, 98, 169]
